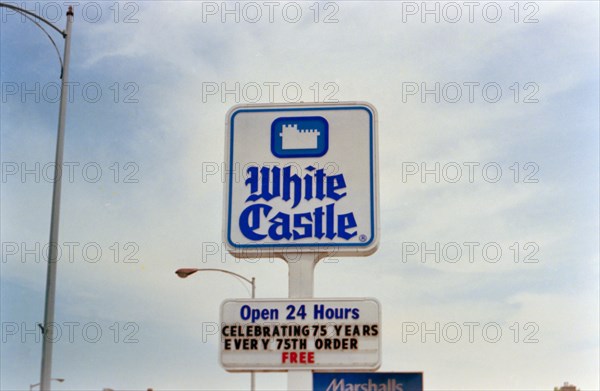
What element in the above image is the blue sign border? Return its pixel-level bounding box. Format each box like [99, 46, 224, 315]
[227, 105, 376, 249]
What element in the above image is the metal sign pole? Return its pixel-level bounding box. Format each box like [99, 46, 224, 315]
[286, 252, 320, 390]
[222, 103, 379, 388]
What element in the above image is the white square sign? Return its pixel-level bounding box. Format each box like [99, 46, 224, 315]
[220, 298, 381, 371]
[223, 102, 379, 257]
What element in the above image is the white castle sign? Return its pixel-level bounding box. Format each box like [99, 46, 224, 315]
[224, 102, 379, 257]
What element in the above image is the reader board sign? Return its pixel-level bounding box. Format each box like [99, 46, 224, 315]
[223, 103, 379, 257]
[313, 372, 423, 391]
[219, 298, 381, 371]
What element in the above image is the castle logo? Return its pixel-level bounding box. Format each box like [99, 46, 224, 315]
[281, 124, 320, 150]
[271, 116, 329, 158]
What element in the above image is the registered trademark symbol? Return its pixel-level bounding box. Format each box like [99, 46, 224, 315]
[359, 234, 367, 242]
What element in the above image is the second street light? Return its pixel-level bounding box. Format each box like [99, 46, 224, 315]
[175, 268, 255, 391]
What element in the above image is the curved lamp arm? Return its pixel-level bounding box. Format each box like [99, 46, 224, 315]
[175, 268, 255, 298]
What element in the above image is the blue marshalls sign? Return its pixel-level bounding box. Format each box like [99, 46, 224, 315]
[223, 102, 379, 258]
[313, 372, 423, 391]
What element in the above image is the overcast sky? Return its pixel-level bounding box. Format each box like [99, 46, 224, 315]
[1, 1, 599, 390]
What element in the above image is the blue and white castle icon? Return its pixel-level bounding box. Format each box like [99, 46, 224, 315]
[280, 124, 320, 150]
[271, 117, 329, 158]
[271, 116, 329, 158]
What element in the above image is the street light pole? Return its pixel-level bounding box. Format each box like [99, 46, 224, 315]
[175, 268, 256, 391]
[1, 3, 75, 390]
[40, 8, 73, 390]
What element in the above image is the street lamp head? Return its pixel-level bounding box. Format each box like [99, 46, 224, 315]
[175, 268, 199, 279]
[56, 378, 65, 383]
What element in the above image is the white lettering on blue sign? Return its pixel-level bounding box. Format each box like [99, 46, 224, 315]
[323, 378, 404, 391]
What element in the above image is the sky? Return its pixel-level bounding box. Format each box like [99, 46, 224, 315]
[1, 1, 599, 390]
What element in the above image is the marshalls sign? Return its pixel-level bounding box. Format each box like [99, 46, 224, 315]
[223, 102, 379, 257]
